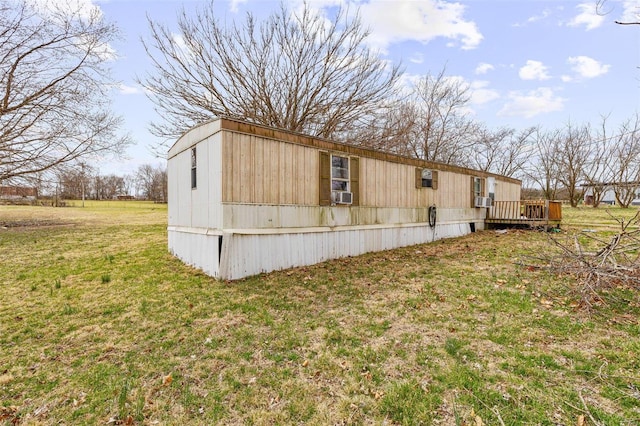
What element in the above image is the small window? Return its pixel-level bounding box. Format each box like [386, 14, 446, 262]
[421, 169, 432, 188]
[473, 177, 482, 198]
[415, 168, 438, 189]
[191, 147, 197, 189]
[331, 155, 349, 192]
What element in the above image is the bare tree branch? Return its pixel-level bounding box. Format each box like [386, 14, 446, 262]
[139, 1, 402, 154]
[0, 0, 130, 182]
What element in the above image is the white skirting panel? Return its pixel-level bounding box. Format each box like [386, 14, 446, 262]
[168, 229, 221, 277]
[215, 222, 472, 280]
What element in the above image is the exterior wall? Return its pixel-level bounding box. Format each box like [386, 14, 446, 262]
[219, 222, 472, 280]
[222, 132, 318, 205]
[168, 122, 224, 274]
[583, 186, 640, 205]
[168, 126, 223, 230]
[219, 124, 520, 211]
[495, 178, 521, 202]
[168, 118, 522, 280]
[168, 227, 221, 277]
[0, 186, 37, 200]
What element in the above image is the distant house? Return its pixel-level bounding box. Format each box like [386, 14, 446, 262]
[167, 118, 522, 280]
[583, 182, 640, 206]
[0, 185, 37, 201]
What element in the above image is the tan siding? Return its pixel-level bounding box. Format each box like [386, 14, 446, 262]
[221, 125, 520, 208]
[219, 118, 521, 187]
[359, 158, 468, 208]
[223, 133, 319, 205]
[254, 136, 265, 203]
[495, 179, 521, 201]
[434, 172, 471, 208]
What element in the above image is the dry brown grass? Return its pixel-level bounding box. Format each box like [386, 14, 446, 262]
[1, 202, 639, 425]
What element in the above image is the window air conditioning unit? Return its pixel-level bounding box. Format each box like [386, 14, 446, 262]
[474, 196, 492, 208]
[333, 191, 353, 205]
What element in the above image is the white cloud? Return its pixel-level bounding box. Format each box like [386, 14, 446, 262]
[519, 60, 551, 81]
[475, 62, 494, 75]
[357, 0, 483, 52]
[31, 0, 103, 21]
[567, 56, 610, 79]
[469, 81, 500, 105]
[619, 0, 640, 23]
[409, 53, 425, 64]
[568, 2, 604, 30]
[119, 84, 143, 95]
[526, 8, 552, 24]
[498, 88, 565, 118]
[30, 0, 117, 60]
[229, 0, 248, 13]
[513, 6, 564, 27]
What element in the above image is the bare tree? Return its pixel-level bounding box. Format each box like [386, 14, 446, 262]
[469, 126, 535, 178]
[135, 164, 167, 202]
[140, 1, 402, 153]
[94, 174, 126, 200]
[0, 0, 129, 182]
[555, 121, 593, 207]
[409, 69, 479, 164]
[347, 99, 419, 156]
[361, 68, 480, 166]
[526, 127, 561, 201]
[609, 114, 640, 207]
[57, 163, 95, 200]
[582, 114, 614, 208]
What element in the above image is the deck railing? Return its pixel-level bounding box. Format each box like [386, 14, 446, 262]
[488, 200, 562, 222]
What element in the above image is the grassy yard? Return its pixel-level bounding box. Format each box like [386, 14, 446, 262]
[1, 202, 639, 425]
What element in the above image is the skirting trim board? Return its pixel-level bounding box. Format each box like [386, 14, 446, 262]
[168, 222, 477, 280]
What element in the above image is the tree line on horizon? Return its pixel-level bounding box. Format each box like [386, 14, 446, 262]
[2, 0, 638, 207]
[43, 163, 167, 202]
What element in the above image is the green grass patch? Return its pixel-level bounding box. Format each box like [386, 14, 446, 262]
[1, 202, 640, 424]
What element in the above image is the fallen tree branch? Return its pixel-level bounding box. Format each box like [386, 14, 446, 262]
[519, 211, 640, 310]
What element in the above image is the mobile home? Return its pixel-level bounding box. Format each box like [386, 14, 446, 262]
[167, 118, 521, 280]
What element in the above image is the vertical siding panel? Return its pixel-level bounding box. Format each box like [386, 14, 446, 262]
[307, 148, 317, 205]
[304, 145, 311, 204]
[231, 135, 241, 202]
[221, 137, 229, 202]
[319, 151, 331, 206]
[292, 145, 299, 204]
[403, 166, 411, 207]
[470, 175, 475, 208]
[227, 135, 235, 203]
[271, 138, 279, 204]
[289, 143, 296, 204]
[222, 134, 234, 202]
[240, 135, 248, 203]
[283, 143, 291, 204]
[282, 143, 289, 204]
[249, 135, 257, 203]
[350, 157, 360, 206]
[359, 158, 368, 206]
[255, 136, 265, 203]
[376, 162, 383, 207]
[297, 145, 307, 204]
[392, 164, 399, 207]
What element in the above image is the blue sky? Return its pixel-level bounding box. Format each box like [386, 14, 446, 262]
[57, 0, 640, 176]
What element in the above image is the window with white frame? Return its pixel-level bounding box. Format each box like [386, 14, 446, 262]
[473, 177, 482, 198]
[331, 155, 349, 192]
[191, 147, 197, 189]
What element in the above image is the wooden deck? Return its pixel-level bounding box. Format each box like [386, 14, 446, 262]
[486, 200, 562, 229]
